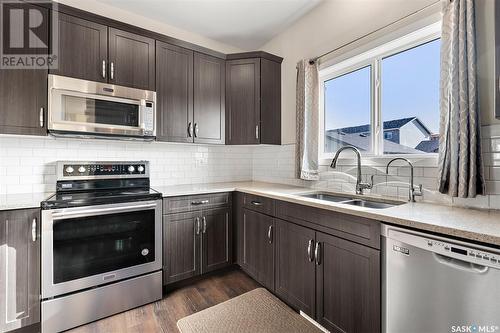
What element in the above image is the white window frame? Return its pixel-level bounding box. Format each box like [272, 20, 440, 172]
[318, 22, 441, 166]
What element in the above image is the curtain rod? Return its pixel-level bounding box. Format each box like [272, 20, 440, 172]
[309, 0, 441, 65]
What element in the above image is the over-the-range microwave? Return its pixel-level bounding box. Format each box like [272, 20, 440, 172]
[48, 74, 156, 140]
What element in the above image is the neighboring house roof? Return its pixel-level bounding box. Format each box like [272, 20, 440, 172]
[333, 117, 432, 136]
[325, 132, 424, 154]
[415, 139, 440, 153]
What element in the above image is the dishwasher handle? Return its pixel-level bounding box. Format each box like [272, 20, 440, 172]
[434, 253, 489, 274]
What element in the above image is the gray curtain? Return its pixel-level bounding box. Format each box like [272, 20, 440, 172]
[296, 59, 320, 180]
[437, 0, 485, 198]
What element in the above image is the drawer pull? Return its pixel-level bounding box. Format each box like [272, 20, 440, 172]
[251, 201, 262, 206]
[191, 200, 209, 206]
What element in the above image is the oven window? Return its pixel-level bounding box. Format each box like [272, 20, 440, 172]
[52, 209, 155, 284]
[61, 95, 139, 127]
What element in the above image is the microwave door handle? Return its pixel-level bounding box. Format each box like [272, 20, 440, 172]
[51, 203, 157, 220]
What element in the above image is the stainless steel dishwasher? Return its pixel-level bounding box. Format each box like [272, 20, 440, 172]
[382, 224, 500, 333]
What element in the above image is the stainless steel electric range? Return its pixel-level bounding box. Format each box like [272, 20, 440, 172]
[41, 161, 163, 333]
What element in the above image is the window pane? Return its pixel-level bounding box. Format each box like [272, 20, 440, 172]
[324, 66, 372, 154]
[381, 39, 440, 154]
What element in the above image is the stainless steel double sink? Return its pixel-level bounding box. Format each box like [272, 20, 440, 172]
[296, 192, 403, 209]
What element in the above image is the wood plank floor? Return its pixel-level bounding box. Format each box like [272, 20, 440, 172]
[68, 269, 261, 333]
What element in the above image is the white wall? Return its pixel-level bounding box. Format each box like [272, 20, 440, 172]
[260, 0, 498, 144]
[53, 0, 243, 54]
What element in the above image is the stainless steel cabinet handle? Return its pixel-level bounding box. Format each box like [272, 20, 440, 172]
[314, 242, 321, 265]
[102, 60, 106, 78]
[188, 122, 193, 137]
[194, 123, 199, 137]
[250, 201, 262, 206]
[31, 218, 37, 242]
[255, 125, 259, 140]
[110, 62, 115, 80]
[307, 239, 314, 262]
[202, 217, 207, 234]
[191, 200, 209, 205]
[195, 217, 200, 235]
[267, 225, 273, 244]
[39, 107, 44, 128]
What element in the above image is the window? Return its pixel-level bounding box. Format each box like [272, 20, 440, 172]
[324, 65, 372, 154]
[319, 23, 441, 159]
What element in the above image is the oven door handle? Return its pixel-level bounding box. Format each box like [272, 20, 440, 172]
[51, 203, 158, 220]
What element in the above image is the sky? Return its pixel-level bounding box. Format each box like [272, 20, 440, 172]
[324, 38, 441, 134]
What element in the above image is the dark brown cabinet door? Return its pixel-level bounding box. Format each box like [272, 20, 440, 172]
[0, 3, 47, 136]
[241, 209, 274, 291]
[156, 42, 194, 142]
[50, 13, 108, 82]
[163, 212, 201, 285]
[201, 208, 231, 273]
[225, 58, 260, 145]
[260, 58, 281, 145]
[0, 209, 40, 332]
[315, 232, 380, 333]
[275, 219, 316, 317]
[193, 53, 225, 144]
[108, 28, 155, 90]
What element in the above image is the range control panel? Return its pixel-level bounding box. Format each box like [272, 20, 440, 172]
[426, 239, 500, 268]
[58, 161, 149, 180]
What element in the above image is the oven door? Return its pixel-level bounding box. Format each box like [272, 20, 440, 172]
[41, 200, 162, 299]
[48, 74, 156, 138]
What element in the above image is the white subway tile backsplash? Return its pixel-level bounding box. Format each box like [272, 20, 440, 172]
[0, 136, 253, 192]
[2, 124, 500, 210]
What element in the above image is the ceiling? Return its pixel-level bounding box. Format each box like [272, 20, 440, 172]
[95, 0, 323, 50]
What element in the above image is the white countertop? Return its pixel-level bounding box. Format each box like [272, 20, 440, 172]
[3, 181, 500, 247]
[155, 181, 500, 246]
[0, 192, 52, 211]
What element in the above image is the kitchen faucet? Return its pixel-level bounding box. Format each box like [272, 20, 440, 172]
[330, 146, 373, 195]
[385, 158, 423, 202]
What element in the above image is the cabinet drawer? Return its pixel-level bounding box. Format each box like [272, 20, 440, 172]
[163, 193, 231, 214]
[241, 192, 275, 216]
[275, 200, 380, 249]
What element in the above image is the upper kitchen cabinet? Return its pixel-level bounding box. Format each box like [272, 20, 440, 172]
[193, 52, 225, 144]
[226, 52, 282, 145]
[51, 13, 155, 90]
[108, 28, 155, 90]
[0, 2, 48, 136]
[156, 42, 194, 143]
[50, 13, 108, 82]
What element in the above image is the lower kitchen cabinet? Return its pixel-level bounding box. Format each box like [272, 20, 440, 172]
[275, 219, 316, 317]
[163, 211, 201, 284]
[202, 208, 232, 273]
[240, 208, 275, 291]
[163, 204, 232, 285]
[315, 232, 380, 333]
[0, 209, 41, 332]
[236, 194, 381, 333]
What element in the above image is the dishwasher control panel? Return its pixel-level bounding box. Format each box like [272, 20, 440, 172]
[425, 238, 500, 268]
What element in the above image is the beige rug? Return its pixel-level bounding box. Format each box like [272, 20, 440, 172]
[177, 288, 323, 333]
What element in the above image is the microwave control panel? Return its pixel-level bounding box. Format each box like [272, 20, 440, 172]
[143, 101, 154, 134]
